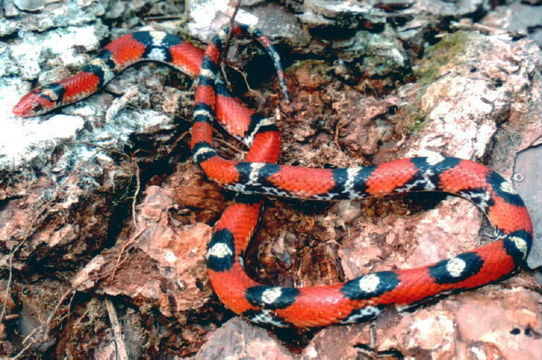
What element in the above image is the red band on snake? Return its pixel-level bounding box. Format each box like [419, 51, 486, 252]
[13, 25, 533, 328]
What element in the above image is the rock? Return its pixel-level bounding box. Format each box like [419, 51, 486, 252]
[514, 146, 542, 269]
[72, 184, 213, 321]
[194, 318, 292, 359]
[482, 2, 542, 48]
[53, 297, 148, 359]
[303, 290, 541, 359]
[13, 0, 59, 12]
[336, 94, 398, 155]
[298, 0, 384, 31]
[0, 0, 207, 357]
[0, 27, 187, 267]
[4, 0, 107, 32]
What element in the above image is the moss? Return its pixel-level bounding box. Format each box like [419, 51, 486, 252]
[407, 112, 426, 134]
[414, 31, 471, 85]
[402, 106, 427, 136]
[404, 31, 475, 133]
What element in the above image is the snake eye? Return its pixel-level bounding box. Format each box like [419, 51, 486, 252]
[31, 102, 43, 113]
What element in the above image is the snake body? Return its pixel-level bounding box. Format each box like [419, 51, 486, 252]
[13, 25, 533, 328]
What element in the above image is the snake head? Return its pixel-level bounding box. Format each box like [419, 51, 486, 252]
[13, 87, 60, 117]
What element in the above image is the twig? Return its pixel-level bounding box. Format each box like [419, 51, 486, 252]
[143, 15, 185, 22]
[44, 288, 75, 334]
[10, 287, 76, 359]
[219, 0, 243, 67]
[109, 226, 146, 283]
[108, 153, 145, 282]
[334, 118, 345, 150]
[1, 199, 55, 324]
[0, 242, 22, 323]
[167, 131, 189, 155]
[214, 136, 244, 157]
[11, 327, 41, 359]
[131, 155, 141, 229]
[450, 20, 521, 36]
[229, 63, 266, 102]
[218, 0, 243, 90]
[105, 298, 129, 360]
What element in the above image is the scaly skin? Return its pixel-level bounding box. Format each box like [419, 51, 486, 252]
[13, 25, 533, 328]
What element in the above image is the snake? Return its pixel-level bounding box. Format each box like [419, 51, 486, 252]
[13, 24, 533, 328]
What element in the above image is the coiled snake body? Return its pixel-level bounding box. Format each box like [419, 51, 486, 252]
[13, 25, 533, 328]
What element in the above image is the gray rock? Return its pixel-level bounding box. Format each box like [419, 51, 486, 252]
[482, 2, 542, 48]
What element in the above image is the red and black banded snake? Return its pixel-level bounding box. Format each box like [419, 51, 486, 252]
[13, 25, 533, 328]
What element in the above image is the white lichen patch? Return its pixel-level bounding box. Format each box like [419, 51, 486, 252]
[10, 25, 105, 80]
[187, 0, 258, 41]
[0, 107, 84, 170]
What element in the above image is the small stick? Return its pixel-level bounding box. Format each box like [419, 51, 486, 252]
[219, 0, 243, 66]
[105, 298, 129, 360]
